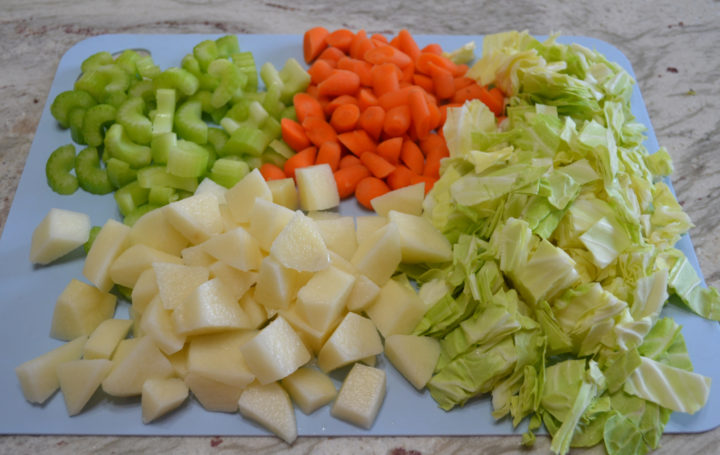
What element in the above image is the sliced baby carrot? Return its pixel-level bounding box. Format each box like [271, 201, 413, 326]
[360, 152, 396, 179]
[364, 45, 413, 68]
[317, 69, 361, 97]
[325, 95, 359, 116]
[284, 146, 317, 179]
[401, 138, 424, 175]
[386, 164, 414, 190]
[357, 88, 379, 111]
[371, 63, 400, 97]
[421, 43, 443, 55]
[427, 99, 442, 130]
[302, 116, 337, 147]
[423, 155, 442, 179]
[260, 162, 287, 181]
[338, 129, 376, 156]
[350, 31, 376, 60]
[400, 61, 415, 84]
[304, 26, 329, 64]
[316, 141, 342, 171]
[383, 104, 411, 137]
[412, 74, 434, 93]
[416, 52, 457, 76]
[370, 33, 388, 44]
[358, 105, 385, 141]
[326, 29, 355, 53]
[377, 86, 413, 111]
[294, 93, 325, 123]
[308, 59, 335, 85]
[281, 117, 311, 152]
[339, 154, 362, 169]
[408, 88, 431, 140]
[317, 46, 345, 64]
[337, 57, 373, 87]
[334, 164, 370, 198]
[397, 29, 421, 62]
[376, 136, 403, 164]
[419, 132, 449, 159]
[451, 82, 485, 104]
[355, 176, 390, 210]
[453, 76, 475, 90]
[428, 62, 455, 100]
[330, 103, 361, 132]
[484, 87, 505, 116]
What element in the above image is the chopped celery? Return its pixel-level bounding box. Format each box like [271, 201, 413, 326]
[106, 157, 138, 189]
[225, 98, 250, 122]
[75, 64, 130, 102]
[261, 150, 287, 168]
[193, 40, 219, 72]
[220, 117, 242, 135]
[117, 97, 152, 145]
[68, 108, 87, 144]
[114, 49, 140, 76]
[278, 58, 311, 103]
[45, 144, 78, 195]
[50, 90, 96, 128]
[104, 123, 152, 168]
[128, 79, 155, 105]
[150, 132, 176, 164]
[280, 105, 297, 121]
[222, 125, 269, 157]
[266, 138, 295, 160]
[215, 35, 240, 58]
[209, 60, 247, 109]
[148, 186, 178, 206]
[260, 62, 283, 92]
[82, 104, 117, 147]
[75, 147, 113, 194]
[153, 67, 199, 96]
[207, 127, 229, 155]
[167, 140, 209, 178]
[232, 51, 258, 92]
[181, 54, 202, 77]
[262, 116, 282, 139]
[152, 88, 175, 136]
[104, 91, 128, 108]
[248, 100, 269, 126]
[262, 82, 283, 118]
[174, 100, 207, 144]
[114, 180, 149, 216]
[81, 51, 113, 73]
[137, 165, 199, 193]
[210, 157, 249, 188]
[136, 55, 161, 79]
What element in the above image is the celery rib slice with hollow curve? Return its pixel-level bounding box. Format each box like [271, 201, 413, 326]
[216, 35, 240, 58]
[117, 97, 152, 145]
[167, 140, 210, 178]
[82, 104, 117, 147]
[106, 157, 137, 189]
[174, 100, 207, 144]
[210, 157, 249, 188]
[68, 108, 87, 145]
[114, 180, 149, 217]
[153, 67, 199, 97]
[81, 51, 114, 73]
[221, 125, 269, 157]
[137, 165, 198, 193]
[45, 144, 78, 195]
[104, 123, 152, 168]
[50, 90, 96, 128]
[232, 51, 258, 93]
[75, 146, 113, 194]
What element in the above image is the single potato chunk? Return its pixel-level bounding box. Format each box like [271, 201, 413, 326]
[270, 211, 330, 272]
[254, 256, 299, 311]
[296, 265, 355, 333]
[248, 198, 295, 252]
[140, 296, 186, 355]
[198, 227, 262, 272]
[317, 312, 383, 373]
[128, 206, 188, 256]
[109, 244, 182, 289]
[102, 336, 173, 397]
[331, 363, 386, 430]
[387, 210, 452, 264]
[83, 318, 133, 360]
[153, 262, 209, 310]
[30, 208, 91, 265]
[225, 168, 272, 224]
[50, 279, 117, 341]
[209, 262, 257, 300]
[350, 222, 401, 286]
[130, 267, 158, 315]
[365, 278, 426, 338]
[370, 182, 424, 217]
[172, 278, 251, 336]
[57, 359, 112, 416]
[142, 377, 189, 423]
[295, 164, 340, 211]
[267, 178, 298, 210]
[238, 381, 297, 444]
[314, 216, 358, 261]
[83, 219, 131, 292]
[384, 334, 441, 389]
[281, 366, 336, 415]
[184, 371, 245, 413]
[165, 192, 224, 244]
[345, 274, 380, 312]
[187, 330, 256, 388]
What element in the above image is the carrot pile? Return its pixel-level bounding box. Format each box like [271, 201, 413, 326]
[269, 27, 505, 210]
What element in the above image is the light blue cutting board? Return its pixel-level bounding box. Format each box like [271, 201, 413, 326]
[0, 34, 718, 437]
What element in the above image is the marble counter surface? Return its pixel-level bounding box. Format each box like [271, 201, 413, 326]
[1, 0, 719, 453]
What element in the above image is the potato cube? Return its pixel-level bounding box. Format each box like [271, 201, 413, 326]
[267, 178, 298, 210]
[240, 316, 310, 384]
[270, 211, 330, 272]
[315, 216, 358, 261]
[129, 206, 188, 256]
[384, 334, 440, 389]
[50, 279, 117, 341]
[131, 267, 158, 315]
[370, 182, 425, 217]
[153, 262, 209, 310]
[142, 377, 189, 423]
[331, 363, 386, 429]
[180, 244, 215, 267]
[281, 366, 337, 415]
[238, 381, 297, 444]
[248, 198, 295, 252]
[279, 303, 341, 354]
[109, 244, 182, 288]
[254, 256, 298, 311]
[140, 296, 186, 355]
[240, 290, 268, 329]
[387, 210, 452, 263]
[225, 168, 272, 224]
[102, 336, 173, 397]
[83, 219, 131, 292]
[172, 278, 251, 336]
[209, 262, 257, 300]
[83, 318, 132, 360]
[295, 164, 340, 211]
[198, 227, 262, 272]
[296, 266, 355, 333]
[165, 192, 224, 244]
[355, 215, 386, 246]
[345, 274, 380, 312]
[57, 359, 112, 416]
[184, 371, 244, 413]
[15, 336, 87, 404]
[187, 330, 256, 388]
[350, 222, 401, 286]
[366, 278, 426, 337]
[194, 177, 227, 204]
[317, 312, 383, 373]
[30, 208, 91, 265]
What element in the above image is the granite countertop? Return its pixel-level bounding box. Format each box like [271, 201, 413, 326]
[2, 0, 719, 453]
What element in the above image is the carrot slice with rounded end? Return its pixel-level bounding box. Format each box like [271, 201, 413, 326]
[412, 74, 434, 93]
[334, 165, 370, 198]
[317, 46, 345, 64]
[421, 43, 443, 55]
[397, 29, 421, 62]
[318, 69, 361, 97]
[416, 52, 457, 76]
[376, 136, 403, 164]
[360, 152, 396, 179]
[428, 62, 455, 100]
[423, 155, 442, 179]
[294, 93, 325, 124]
[325, 95, 359, 116]
[371, 63, 400, 97]
[302, 116, 337, 147]
[401, 139, 424, 175]
[355, 176, 390, 210]
[383, 104, 411, 137]
[260, 163, 287, 181]
[408, 88, 431, 140]
[420, 133, 449, 159]
[337, 57, 373, 87]
[281, 118, 311, 152]
[350, 31, 376, 60]
[304, 27, 329, 64]
[364, 45, 413, 68]
[308, 59, 335, 85]
[326, 29, 355, 53]
[283, 146, 317, 179]
[316, 141, 342, 171]
[386, 164, 415, 190]
[339, 154, 362, 169]
[330, 103, 361, 132]
[357, 88, 379, 111]
[377, 86, 413, 111]
[338, 129, 376, 156]
[371, 33, 389, 43]
[358, 105, 386, 141]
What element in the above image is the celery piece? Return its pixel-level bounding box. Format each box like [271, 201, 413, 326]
[150, 132, 176, 164]
[76, 147, 113, 195]
[81, 51, 114, 73]
[45, 144, 78, 195]
[68, 108, 87, 145]
[84, 225, 102, 254]
[174, 100, 207, 144]
[152, 88, 176, 136]
[209, 61, 247, 109]
[248, 100, 269, 126]
[137, 165, 199, 193]
[279, 58, 311, 103]
[210, 157, 250, 188]
[262, 115, 282, 139]
[148, 186, 178, 206]
[216, 35, 240, 58]
[106, 157, 138, 189]
[189, 90, 214, 114]
[225, 99, 250, 122]
[123, 204, 161, 227]
[181, 54, 202, 77]
[136, 55, 161, 79]
[221, 125, 270, 157]
[114, 49, 140, 77]
[128, 79, 155, 106]
[104, 123, 152, 168]
[50, 90, 96, 128]
[207, 127, 229, 157]
[280, 105, 297, 121]
[193, 40, 219, 72]
[82, 104, 117, 147]
[244, 155, 262, 170]
[167, 140, 209, 178]
[117, 97, 152, 145]
[104, 91, 128, 108]
[220, 117, 242, 135]
[262, 82, 284, 119]
[260, 62, 283, 92]
[114, 180, 149, 217]
[75, 64, 130, 102]
[198, 73, 220, 92]
[267, 139, 295, 160]
[153, 67, 199, 97]
[232, 51, 258, 92]
[261, 150, 287, 168]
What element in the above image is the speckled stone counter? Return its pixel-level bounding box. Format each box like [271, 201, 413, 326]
[2, 1, 719, 453]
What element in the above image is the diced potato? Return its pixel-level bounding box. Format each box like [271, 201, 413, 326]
[239, 290, 268, 329]
[15, 336, 87, 404]
[387, 210, 452, 263]
[180, 244, 215, 267]
[199, 227, 263, 272]
[248, 198, 295, 252]
[366, 278, 426, 337]
[267, 178, 298, 210]
[153, 262, 209, 310]
[384, 334, 441, 389]
[346, 274, 381, 312]
[238, 381, 297, 444]
[172, 278, 251, 336]
[306, 211, 340, 220]
[30, 208, 91, 265]
[270, 211, 330, 272]
[57, 359, 112, 416]
[350, 222, 401, 286]
[50, 279, 117, 341]
[102, 336, 173, 397]
[254, 256, 299, 311]
[360, 355, 377, 367]
[354, 215, 386, 246]
[131, 267, 158, 315]
[111, 337, 141, 364]
[279, 303, 342, 355]
[166, 345, 189, 378]
[296, 266, 355, 333]
[331, 363, 386, 429]
[83, 318, 132, 360]
[209, 262, 257, 300]
[142, 377, 189, 423]
[165, 192, 224, 244]
[184, 371, 244, 413]
[315, 216, 358, 261]
[370, 182, 425, 217]
[129, 206, 188, 256]
[225, 168, 272, 224]
[194, 177, 227, 204]
[295, 164, 340, 211]
[140, 296, 186, 355]
[281, 366, 337, 415]
[219, 203, 237, 233]
[240, 316, 311, 384]
[83, 219, 131, 292]
[328, 250, 357, 275]
[316, 312, 383, 373]
[187, 330, 256, 388]
[109, 244, 182, 288]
